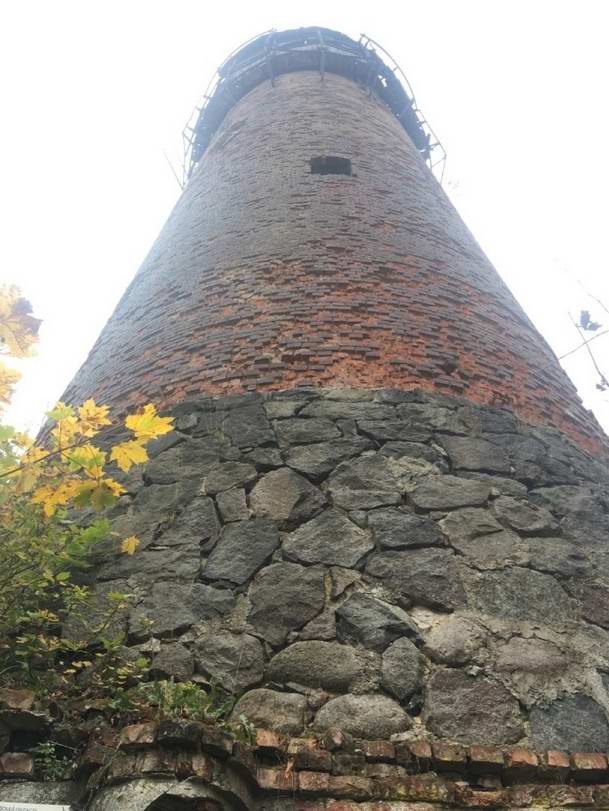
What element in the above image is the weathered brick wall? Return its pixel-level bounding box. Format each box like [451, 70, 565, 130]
[61, 71, 608, 456]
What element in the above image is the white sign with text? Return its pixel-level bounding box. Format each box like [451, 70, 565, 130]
[0, 804, 71, 811]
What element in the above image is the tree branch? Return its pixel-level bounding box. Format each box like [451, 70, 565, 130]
[578, 279, 609, 317]
[568, 312, 609, 390]
[559, 328, 609, 360]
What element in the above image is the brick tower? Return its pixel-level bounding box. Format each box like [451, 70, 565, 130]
[62, 29, 607, 457]
[9, 27, 609, 811]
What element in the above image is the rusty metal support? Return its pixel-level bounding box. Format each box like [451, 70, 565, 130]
[182, 27, 446, 184]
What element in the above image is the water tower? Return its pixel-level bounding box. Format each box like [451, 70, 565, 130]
[8, 27, 609, 811]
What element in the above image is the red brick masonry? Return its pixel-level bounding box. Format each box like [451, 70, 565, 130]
[5, 723, 609, 808]
[62, 70, 608, 457]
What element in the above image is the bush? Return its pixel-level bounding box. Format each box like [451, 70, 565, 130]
[0, 286, 171, 709]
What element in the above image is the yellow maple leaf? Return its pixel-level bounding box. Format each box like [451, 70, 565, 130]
[68, 443, 106, 473]
[73, 477, 125, 510]
[13, 431, 33, 449]
[104, 477, 126, 498]
[0, 362, 21, 408]
[10, 446, 48, 493]
[71, 479, 96, 504]
[46, 402, 75, 422]
[31, 479, 83, 516]
[125, 403, 174, 442]
[121, 535, 140, 555]
[51, 416, 79, 449]
[77, 399, 111, 437]
[13, 464, 42, 494]
[11, 471, 33, 494]
[110, 439, 149, 472]
[22, 446, 47, 466]
[92, 479, 124, 509]
[0, 285, 41, 358]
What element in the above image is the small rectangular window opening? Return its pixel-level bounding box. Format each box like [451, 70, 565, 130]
[310, 156, 352, 176]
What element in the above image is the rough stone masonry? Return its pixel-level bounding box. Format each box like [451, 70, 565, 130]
[6, 25, 609, 811]
[80, 388, 609, 752]
[4, 386, 609, 808]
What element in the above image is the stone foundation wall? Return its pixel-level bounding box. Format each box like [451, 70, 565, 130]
[5, 386, 609, 808]
[87, 387, 609, 752]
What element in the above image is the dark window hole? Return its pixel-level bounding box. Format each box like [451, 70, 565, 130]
[310, 156, 352, 176]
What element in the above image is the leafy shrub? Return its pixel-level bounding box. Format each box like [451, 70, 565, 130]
[0, 287, 170, 709]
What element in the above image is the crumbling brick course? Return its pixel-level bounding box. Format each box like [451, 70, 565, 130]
[60, 71, 608, 457]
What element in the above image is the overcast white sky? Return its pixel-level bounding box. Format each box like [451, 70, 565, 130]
[2, 0, 608, 435]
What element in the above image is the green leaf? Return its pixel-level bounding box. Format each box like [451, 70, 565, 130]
[72, 487, 92, 509]
[90, 483, 116, 510]
[0, 425, 16, 442]
[107, 591, 127, 602]
[46, 403, 75, 421]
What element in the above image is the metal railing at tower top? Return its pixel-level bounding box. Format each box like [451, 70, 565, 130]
[357, 33, 446, 183]
[181, 27, 447, 187]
